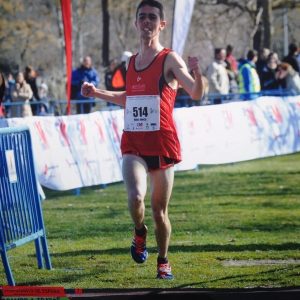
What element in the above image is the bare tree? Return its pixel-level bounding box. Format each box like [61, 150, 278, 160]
[102, 0, 109, 67]
[73, 0, 88, 64]
[253, 0, 273, 50]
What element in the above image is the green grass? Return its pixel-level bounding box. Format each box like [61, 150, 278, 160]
[1, 153, 300, 288]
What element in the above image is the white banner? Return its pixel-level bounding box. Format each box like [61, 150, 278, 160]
[7, 112, 122, 190]
[6, 96, 300, 190]
[172, 0, 195, 55]
[174, 96, 300, 170]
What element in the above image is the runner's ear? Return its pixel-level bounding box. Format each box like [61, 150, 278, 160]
[159, 20, 166, 31]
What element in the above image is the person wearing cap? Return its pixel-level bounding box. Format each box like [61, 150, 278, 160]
[110, 51, 133, 92]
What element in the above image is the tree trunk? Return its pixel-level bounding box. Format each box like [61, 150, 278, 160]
[102, 0, 109, 67]
[253, 0, 273, 51]
[263, 0, 273, 49]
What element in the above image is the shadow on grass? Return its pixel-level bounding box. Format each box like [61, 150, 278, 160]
[226, 223, 300, 232]
[169, 243, 300, 253]
[48, 242, 300, 258]
[173, 183, 300, 198]
[174, 265, 298, 288]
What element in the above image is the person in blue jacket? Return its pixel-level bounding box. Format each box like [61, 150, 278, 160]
[71, 56, 100, 114]
[238, 50, 261, 100]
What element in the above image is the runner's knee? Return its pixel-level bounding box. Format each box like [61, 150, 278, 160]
[128, 192, 144, 209]
[152, 207, 168, 225]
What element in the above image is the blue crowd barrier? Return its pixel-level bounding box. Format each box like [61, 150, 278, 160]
[175, 89, 297, 107]
[1, 89, 298, 118]
[2, 100, 51, 117]
[0, 126, 52, 285]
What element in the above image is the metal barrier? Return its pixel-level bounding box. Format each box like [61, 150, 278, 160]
[0, 126, 52, 285]
[1, 89, 298, 118]
[175, 89, 297, 107]
[1, 100, 52, 117]
[1, 99, 113, 117]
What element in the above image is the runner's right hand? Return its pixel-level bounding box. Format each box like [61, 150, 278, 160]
[81, 82, 95, 97]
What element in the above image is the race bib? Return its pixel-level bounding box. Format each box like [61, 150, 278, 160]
[124, 95, 160, 131]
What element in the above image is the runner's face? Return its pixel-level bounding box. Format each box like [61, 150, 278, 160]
[135, 5, 165, 40]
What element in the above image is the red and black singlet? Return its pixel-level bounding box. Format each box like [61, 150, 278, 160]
[121, 48, 181, 163]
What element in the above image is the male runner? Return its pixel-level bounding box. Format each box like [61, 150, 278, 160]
[81, 0, 204, 279]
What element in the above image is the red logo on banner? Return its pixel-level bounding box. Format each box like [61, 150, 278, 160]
[245, 107, 258, 127]
[94, 119, 105, 143]
[79, 119, 88, 145]
[272, 105, 283, 123]
[112, 116, 121, 143]
[222, 110, 233, 129]
[59, 120, 70, 147]
[44, 164, 48, 175]
[35, 121, 49, 149]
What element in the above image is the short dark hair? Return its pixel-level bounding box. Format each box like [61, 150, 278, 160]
[289, 43, 298, 54]
[226, 45, 233, 54]
[215, 48, 225, 57]
[247, 50, 258, 61]
[267, 52, 276, 63]
[136, 0, 165, 20]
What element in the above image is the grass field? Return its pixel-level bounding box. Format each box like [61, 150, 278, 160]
[1, 153, 300, 288]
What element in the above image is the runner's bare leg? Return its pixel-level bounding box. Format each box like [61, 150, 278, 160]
[122, 154, 148, 229]
[149, 166, 174, 258]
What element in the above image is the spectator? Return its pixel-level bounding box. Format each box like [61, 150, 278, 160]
[206, 48, 229, 104]
[282, 43, 299, 74]
[24, 66, 40, 115]
[256, 48, 270, 79]
[260, 52, 281, 91]
[176, 85, 190, 107]
[104, 58, 118, 91]
[4, 73, 15, 102]
[0, 73, 5, 118]
[277, 63, 300, 94]
[104, 58, 119, 108]
[107, 51, 132, 106]
[238, 50, 261, 99]
[226, 44, 238, 74]
[225, 45, 239, 93]
[3, 73, 16, 117]
[38, 80, 49, 115]
[176, 69, 208, 107]
[11, 72, 33, 117]
[71, 55, 100, 114]
[110, 51, 132, 91]
[297, 45, 300, 72]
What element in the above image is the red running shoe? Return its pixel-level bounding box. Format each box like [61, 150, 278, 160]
[157, 262, 174, 279]
[130, 226, 148, 264]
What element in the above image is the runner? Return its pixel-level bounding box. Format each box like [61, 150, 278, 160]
[81, 0, 204, 279]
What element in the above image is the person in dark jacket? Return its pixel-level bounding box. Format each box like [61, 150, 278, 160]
[71, 56, 100, 114]
[24, 66, 40, 115]
[260, 52, 282, 91]
[282, 43, 299, 74]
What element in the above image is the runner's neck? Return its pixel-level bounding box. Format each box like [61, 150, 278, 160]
[136, 44, 164, 70]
